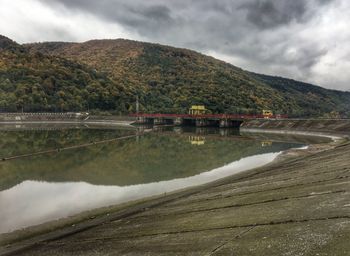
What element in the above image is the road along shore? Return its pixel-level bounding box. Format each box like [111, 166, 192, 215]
[0, 119, 350, 255]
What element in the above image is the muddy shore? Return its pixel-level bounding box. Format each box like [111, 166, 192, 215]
[1, 119, 350, 255]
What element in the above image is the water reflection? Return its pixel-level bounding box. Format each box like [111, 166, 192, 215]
[0, 127, 299, 191]
[0, 153, 278, 234]
[0, 125, 327, 234]
[188, 136, 206, 145]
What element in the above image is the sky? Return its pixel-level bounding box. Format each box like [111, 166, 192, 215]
[0, 0, 349, 91]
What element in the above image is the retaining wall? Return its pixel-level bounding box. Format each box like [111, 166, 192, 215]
[242, 119, 350, 134]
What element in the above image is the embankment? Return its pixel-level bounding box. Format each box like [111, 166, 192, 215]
[242, 118, 350, 135]
[0, 113, 86, 122]
[0, 113, 134, 126]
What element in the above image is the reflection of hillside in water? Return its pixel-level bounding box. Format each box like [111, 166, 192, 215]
[0, 126, 134, 157]
[0, 125, 312, 191]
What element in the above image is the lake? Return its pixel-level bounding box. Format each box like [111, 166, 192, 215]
[0, 124, 330, 234]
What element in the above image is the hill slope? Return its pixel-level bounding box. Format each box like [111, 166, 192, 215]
[0, 35, 131, 113]
[251, 73, 350, 117]
[0, 35, 346, 117]
[27, 39, 350, 117]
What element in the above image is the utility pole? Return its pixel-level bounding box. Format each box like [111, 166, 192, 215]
[136, 95, 139, 114]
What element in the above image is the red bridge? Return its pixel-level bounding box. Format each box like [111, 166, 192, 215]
[130, 113, 287, 128]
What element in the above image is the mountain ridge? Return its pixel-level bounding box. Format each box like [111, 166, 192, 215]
[0, 35, 349, 117]
[27, 38, 349, 92]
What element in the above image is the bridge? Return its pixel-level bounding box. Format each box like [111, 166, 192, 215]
[130, 113, 287, 128]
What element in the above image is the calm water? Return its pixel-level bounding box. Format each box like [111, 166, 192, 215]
[0, 124, 329, 234]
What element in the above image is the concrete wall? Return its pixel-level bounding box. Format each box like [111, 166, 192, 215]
[0, 113, 87, 122]
[0, 113, 134, 122]
[241, 119, 350, 134]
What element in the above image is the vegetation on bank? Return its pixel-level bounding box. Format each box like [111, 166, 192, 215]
[1, 35, 349, 117]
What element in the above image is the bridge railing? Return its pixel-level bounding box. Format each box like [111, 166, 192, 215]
[129, 113, 288, 119]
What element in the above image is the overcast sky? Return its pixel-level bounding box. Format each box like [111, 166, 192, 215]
[0, 0, 349, 91]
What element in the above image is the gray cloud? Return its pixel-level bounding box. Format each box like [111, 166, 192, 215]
[44, 0, 332, 32]
[239, 0, 307, 29]
[6, 0, 348, 91]
[241, 0, 336, 29]
[43, 0, 178, 38]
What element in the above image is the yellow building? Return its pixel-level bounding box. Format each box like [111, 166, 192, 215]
[189, 105, 206, 115]
[262, 109, 273, 118]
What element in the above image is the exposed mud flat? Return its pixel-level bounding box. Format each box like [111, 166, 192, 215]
[1, 119, 350, 255]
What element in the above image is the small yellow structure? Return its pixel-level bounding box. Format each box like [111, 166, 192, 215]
[189, 105, 206, 115]
[262, 110, 273, 119]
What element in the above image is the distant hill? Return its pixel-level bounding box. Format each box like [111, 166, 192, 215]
[0, 35, 131, 113]
[1, 35, 349, 117]
[250, 73, 350, 118]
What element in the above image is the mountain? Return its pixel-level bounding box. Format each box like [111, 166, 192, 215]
[1, 35, 349, 117]
[0, 35, 131, 113]
[251, 73, 350, 118]
[26, 38, 350, 117]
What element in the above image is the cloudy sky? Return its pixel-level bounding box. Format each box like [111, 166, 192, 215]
[0, 0, 349, 91]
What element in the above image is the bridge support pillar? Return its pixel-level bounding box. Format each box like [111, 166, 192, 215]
[154, 118, 174, 125]
[220, 119, 229, 128]
[154, 118, 165, 125]
[135, 117, 154, 124]
[174, 117, 183, 126]
[195, 119, 210, 127]
[219, 119, 243, 128]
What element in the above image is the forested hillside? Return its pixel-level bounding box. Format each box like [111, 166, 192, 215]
[0, 35, 131, 113]
[251, 73, 350, 117]
[1, 35, 349, 117]
[27, 39, 350, 117]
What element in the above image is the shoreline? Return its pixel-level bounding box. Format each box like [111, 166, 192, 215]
[1, 124, 349, 255]
[241, 127, 345, 142]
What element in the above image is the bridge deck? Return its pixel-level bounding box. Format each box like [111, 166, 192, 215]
[130, 113, 287, 119]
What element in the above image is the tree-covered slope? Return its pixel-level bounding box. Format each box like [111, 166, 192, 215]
[0, 35, 345, 117]
[251, 73, 350, 117]
[27, 38, 350, 117]
[0, 35, 131, 113]
[27, 40, 284, 114]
